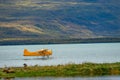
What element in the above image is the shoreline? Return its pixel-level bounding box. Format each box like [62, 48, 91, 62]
[0, 62, 120, 78]
[0, 37, 120, 46]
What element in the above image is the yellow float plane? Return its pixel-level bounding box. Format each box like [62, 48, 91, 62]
[23, 49, 52, 58]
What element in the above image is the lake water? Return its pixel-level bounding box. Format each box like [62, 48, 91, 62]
[0, 43, 120, 67]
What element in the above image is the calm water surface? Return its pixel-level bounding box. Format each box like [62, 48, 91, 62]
[0, 43, 120, 67]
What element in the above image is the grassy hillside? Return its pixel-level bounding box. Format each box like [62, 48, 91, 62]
[0, 0, 120, 44]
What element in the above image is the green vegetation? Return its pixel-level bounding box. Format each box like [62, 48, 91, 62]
[0, 62, 120, 78]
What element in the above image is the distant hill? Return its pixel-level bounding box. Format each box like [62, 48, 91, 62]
[0, 0, 120, 45]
